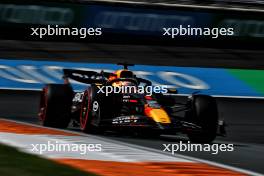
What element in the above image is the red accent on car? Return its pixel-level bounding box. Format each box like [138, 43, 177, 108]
[145, 96, 153, 100]
[144, 106, 153, 116]
[80, 90, 90, 130]
[39, 87, 48, 122]
[129, 99, 138, 103]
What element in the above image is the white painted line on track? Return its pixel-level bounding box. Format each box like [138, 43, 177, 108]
[0, 132, 189, 162]
[1, 118, 263, 176]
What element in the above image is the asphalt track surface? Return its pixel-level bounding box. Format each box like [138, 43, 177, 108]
[1, 40, 264, 174]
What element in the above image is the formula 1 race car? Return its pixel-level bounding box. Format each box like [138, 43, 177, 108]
[39, 63, 225, 143]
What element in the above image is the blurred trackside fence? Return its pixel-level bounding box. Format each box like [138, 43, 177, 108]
[0, 0, 264, 47]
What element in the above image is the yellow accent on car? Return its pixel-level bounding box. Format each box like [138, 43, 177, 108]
[114, 70, 123, 78]
[147, 109, 171, 123]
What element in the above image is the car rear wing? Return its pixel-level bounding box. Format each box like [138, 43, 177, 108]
[63, 69, 107, 84]
[63, 68, 153, 86]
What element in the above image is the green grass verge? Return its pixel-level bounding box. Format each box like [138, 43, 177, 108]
[0, 143, 98, 176]
[228, 69, 264, 95]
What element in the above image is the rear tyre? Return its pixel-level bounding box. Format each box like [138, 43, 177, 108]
[39, 84, 73, 128]
[80, 84, 102, 133]
[186, 95, 218, 143]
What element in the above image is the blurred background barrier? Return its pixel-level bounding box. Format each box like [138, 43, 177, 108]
[16, 0, 264, 8]
[0, 0, 264, 47]
[1, 59, 264, 98]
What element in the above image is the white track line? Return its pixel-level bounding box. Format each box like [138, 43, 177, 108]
[1, 118, 263, 176]
[0, 132, 189, 162]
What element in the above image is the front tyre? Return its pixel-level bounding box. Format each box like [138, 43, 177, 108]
[39, 84, 73, 128]
[186, 95, 218, 143]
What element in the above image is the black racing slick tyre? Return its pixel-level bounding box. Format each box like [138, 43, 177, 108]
[39, 84, 73, 128]
[80, 84, 102, 133]
[186, 95, 218, 143]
